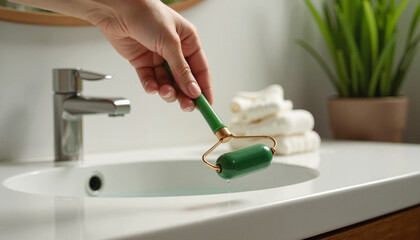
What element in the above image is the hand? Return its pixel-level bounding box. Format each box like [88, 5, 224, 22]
[86, 0, 213, 111]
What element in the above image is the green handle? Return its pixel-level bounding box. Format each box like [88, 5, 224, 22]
[194, 94, 226, 134]
[163, 61, 226, 134]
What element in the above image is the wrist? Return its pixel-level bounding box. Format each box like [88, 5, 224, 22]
[8, 0, 113, 24]
[80, 0, 115, 26]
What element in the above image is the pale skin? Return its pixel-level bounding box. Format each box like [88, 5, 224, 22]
[10, 0, 213, 111]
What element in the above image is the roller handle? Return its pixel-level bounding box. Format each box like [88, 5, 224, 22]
[163, 61, 226, 134]
[193, 95, 226, 134]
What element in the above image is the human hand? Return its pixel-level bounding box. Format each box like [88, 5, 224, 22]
[86, 0, 213, 111]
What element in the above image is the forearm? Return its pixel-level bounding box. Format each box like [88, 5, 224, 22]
[8, 0, 113, 24]
[9, 0, 212, 109]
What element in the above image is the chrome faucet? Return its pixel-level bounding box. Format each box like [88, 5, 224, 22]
[53, 68, 130, 162]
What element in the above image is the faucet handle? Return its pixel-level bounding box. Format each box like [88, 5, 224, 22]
[53, 68, 112, 94]
[77, 70, 112, 81]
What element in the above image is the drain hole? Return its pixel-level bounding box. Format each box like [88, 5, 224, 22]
[85, 172, 104, 197]
[89, 175, 102, 192]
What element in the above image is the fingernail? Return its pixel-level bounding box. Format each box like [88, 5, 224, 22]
[162, 91, 173, 98]
[183, 105, 195, 112]
[145, 81, 157, 94]
[188, 82, 201, 97]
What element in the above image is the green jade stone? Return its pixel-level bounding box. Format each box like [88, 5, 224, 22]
[216, 144, 273, 180]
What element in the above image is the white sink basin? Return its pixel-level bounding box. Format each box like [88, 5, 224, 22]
[3, 142, 420, 239]
[4, 160, 318, 198]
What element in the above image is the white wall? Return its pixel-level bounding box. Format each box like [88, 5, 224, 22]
[0, 0, 419, 162]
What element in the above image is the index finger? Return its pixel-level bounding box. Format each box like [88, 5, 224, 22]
[186, 49, 213, 105]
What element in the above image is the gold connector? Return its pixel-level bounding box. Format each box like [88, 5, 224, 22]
[215, 127, 233, 143]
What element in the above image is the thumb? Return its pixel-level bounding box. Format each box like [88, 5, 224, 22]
[164, 45, 201, 99]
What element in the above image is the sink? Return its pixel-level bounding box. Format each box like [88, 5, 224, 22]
[4, 142, 420, 240]
[4, 160, 318, 198]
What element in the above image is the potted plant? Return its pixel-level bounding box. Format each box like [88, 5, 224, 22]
[297, 0, 420, 142]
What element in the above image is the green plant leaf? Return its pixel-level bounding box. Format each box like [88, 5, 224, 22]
[386, 0, 410, 41]
[407, 2, 420, 47]
[390, 0, 396, 12]
[401, 35, 420, 70]
[350, 52, 359, 96]
[381, 13, 397, 97]
[359, 16, 370, 95]
[337, 49, 349, 96]
[341, 0, 355, 34]
[301, 0, 419, 97]
[304, 0, 336, 56]
[376, 0, 387, 32]
[362, 0, 379, 66]
[295, 39, 340, 92]
[322, 1, 334, 36]
[393, 34, 420, 95]
[368, 33, 398, 97]
[335, 3, 364, 72]
[379, 71, 391, 96]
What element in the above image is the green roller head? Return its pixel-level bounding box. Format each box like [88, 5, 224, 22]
[216, 144, 273, 180]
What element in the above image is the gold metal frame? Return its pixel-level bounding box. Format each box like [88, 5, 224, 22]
[202, 127, 277, 172]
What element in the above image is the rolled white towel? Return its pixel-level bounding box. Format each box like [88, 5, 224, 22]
[229, 109, 314, 136]
[235, 99, 293, 123]
[230, 131, 321, 155]
[275, 131, 321, 155]
[234, 84, 284, 101]
[230, 84, 284, 113]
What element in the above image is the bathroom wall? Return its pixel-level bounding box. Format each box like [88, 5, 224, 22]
[0, 0, 419, 162]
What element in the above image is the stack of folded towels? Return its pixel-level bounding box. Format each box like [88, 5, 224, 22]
[229, 84, 320, 155]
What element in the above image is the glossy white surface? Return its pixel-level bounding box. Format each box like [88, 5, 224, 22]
[1, 141, 420, 239]
[4, 161, 318, 198]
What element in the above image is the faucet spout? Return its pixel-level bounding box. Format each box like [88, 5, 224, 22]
[64, 96, 130, 116]
[53, 68, 131, 162]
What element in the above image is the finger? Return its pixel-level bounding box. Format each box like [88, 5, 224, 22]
[172, 84, 195, 112]
[163, 38, 201, 100]
[186, 48, 213, 104]
[178, 26, 213, 104]
[154, 65, 177, 102]
[179, 26, 212, 104]
[159, 85, 177, 103]
[135, 67, 158, 94]
[178, 92, 195, 112]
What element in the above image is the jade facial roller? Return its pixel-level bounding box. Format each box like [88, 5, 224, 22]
[163, 61, 277, 180]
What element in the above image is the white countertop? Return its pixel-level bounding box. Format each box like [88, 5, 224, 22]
[1, 141, 420, 239]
